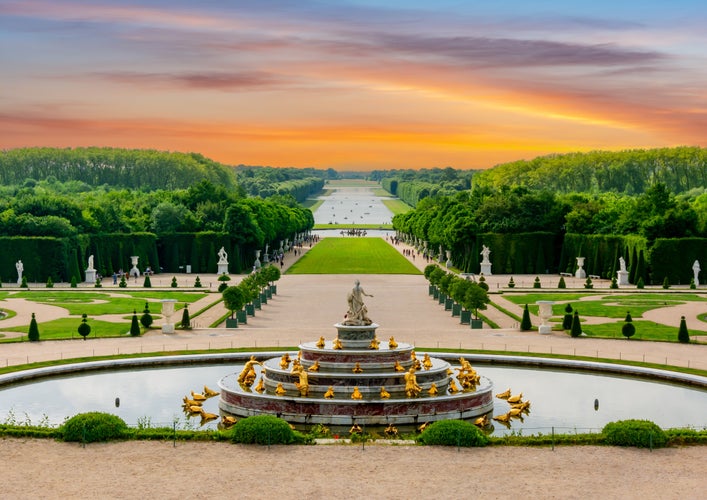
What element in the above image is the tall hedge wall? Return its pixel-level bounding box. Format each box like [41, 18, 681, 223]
[649, 238, 707, 285]
[0, 236, 79, 283]
[474, 232, 562, 275]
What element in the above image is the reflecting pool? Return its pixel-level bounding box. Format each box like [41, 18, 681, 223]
[1, 361, 705, 436]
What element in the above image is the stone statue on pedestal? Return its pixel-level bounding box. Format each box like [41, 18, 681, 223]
[480, 245, 492, 275]
[693, 260, 701, 285]
[16, 260, 23, 285]
[343, 280, 373, 326]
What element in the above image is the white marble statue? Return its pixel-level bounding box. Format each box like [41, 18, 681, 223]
[693, 260, 701, 285]
[217, 246, 228, 264]
[343, 280, 373, 326]
[87, 254, 95, 271]
[16, 260, 23, 285]
[480, 245, 491, 264]
[619, 256, 626, 272]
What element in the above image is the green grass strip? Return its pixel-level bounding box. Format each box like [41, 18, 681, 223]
[288, 238, 420, 274]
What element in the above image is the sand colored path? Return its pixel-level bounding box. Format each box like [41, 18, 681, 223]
[1, 438, 704, 499]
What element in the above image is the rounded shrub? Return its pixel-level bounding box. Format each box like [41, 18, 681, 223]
[61, 412, 128, 443]
[602, 419, 667, 448]
[230, 415, 305, 445]
[416, 419, 489, 447]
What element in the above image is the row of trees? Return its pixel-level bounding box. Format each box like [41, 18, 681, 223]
[0, 178, 313, 240]
[472, 147, 707, 196]
[0, 147, 237, 190]
[236, 166, 327, 202]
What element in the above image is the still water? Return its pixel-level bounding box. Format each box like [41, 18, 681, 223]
[1, 363, 705, 435]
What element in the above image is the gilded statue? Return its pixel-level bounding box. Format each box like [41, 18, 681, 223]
[384, 423, 398, 437]
[279, 353, 291, 370]
[275, 383, 286, 396]
[324, 386, 335, 399]
[254, 378, 265, 393]
[238, 356, 260, 387]
[308, 360, 320, 372]
[427, 383, 438, 396]
[388, 336, 398, 349]
[422, 353, 432, 370]
[380, 386, 391, 399]
[343, 280, 373, 326]
[292, 365, 309, 396]
[404, 367, 421, 398]
[393, 360, 405, 372]
[333, 338, 343, 350]
[369, 338, 380, 350]
[352, 362, 363, 373]
[448, 379, 459, 394]
[316, 336, 326, 349]
[351, 387, 364, 399]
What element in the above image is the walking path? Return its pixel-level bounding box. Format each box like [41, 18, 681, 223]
[1, 235, 706, 370]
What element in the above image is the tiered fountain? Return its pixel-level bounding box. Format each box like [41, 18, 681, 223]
[218, 281, 494, 426]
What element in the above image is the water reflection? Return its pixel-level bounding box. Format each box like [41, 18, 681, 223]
[1, 364, 705, 435]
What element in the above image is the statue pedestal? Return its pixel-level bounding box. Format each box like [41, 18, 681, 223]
[537, 300, 554, 334]
[85, 269, 96, 284]
[575, 269, 586, 279]
[217, 263, 229, 275]
[161, 299, 177, 334]
[617, 270, 629, 286]
[480, 263, 492, 276]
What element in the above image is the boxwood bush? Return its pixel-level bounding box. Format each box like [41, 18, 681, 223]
[416, 420, 489, 447]
[602, 419, 667, 448]
[230, 415, 308, 445]
[61, 412, 128, 443]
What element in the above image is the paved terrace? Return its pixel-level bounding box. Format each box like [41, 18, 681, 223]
[1, 237, 706, 371]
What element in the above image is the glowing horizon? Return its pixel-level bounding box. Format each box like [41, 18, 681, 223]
[1, 0, 705, 170]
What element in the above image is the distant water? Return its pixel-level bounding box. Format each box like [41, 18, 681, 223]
[312, 185, 395, 226]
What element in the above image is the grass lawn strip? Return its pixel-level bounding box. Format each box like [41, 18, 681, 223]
[287, 237, 420, 274]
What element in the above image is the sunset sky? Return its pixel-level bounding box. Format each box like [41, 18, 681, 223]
[1, 1, 705, 171]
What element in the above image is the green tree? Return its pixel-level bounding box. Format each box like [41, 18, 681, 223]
[171, 276, 178, 288]
[622, 311, 635, 339]
[180, 304, 191, 329]
[570, 311, 582, 337]
[557, 276, 566, 289]
[130, 310, 141, 336]
[143, 274, 152, 288]
[223, 286, 245, 318]
[520, 304, 532, 331]
[533, 276, 541, 289]
[562, 304, 573, 330]
[194, 276, 202, 287]
[78, 313, 91, 340]
[678, 316, 690, 343]
[28, 312, 40, 341]
[140, 302, 153, 329]
[46, 276, 54, 288]
[662, 276, 670, 289]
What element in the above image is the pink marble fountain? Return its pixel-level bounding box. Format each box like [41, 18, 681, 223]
[218, 281, 494, 426]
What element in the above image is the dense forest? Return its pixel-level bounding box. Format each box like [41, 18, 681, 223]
[235, 166, 328, 202]
[0, 147, 237, 190]
[0, 148, 318, 280]
[472, 147, 707, 195]
[389, 148, 707, 284]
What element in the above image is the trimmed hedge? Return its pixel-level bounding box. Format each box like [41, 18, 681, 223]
[61, 412, 128, 443]
[602, 419, 667, 448]
[230, 415, 308, 445]
[416, 420, 489, 447]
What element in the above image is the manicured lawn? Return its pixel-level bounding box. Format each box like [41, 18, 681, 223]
[504, 292, 699, 319]
[580, 320, 683, 342]
[11, 291, 207, 316]
[382, 198, 413, 216]
[287, 238, 421, 274]
[2, 317, 142, 341]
